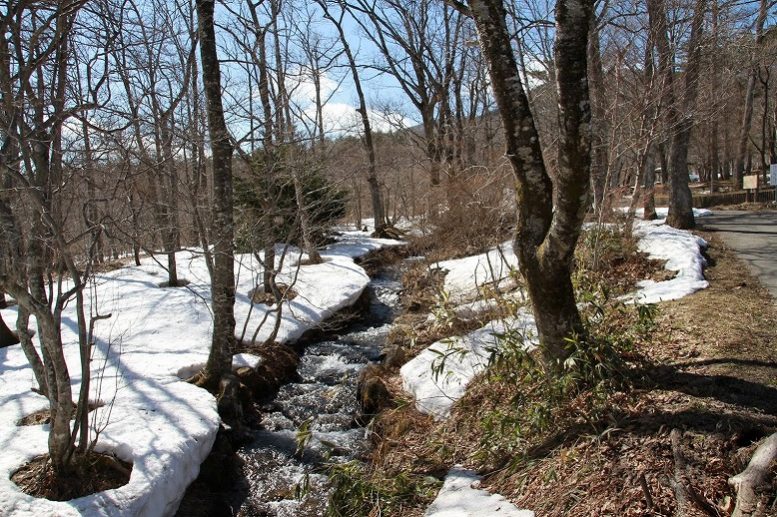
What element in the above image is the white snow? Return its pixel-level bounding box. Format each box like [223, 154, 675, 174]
[0, 231, 402, 516]
[232, 353, 263, 370]
[631, 220, 709, 304]
[425, 467, 534, 517]
[435, 241, 518, 303]
[620, 207, 712, 219]
[401, 311, 537, 420]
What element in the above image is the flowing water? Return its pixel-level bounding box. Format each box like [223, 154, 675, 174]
[233, 266, 402, 516]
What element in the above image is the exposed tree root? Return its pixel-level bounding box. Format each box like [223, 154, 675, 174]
[729, 432, 777, 517]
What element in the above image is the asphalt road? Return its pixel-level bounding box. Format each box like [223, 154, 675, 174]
[700, 210, 777, 299]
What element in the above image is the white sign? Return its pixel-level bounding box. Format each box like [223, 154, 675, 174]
[744, 175, 759, 190]
[770, 164, 777, 186]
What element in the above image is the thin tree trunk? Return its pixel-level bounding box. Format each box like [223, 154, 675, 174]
[588, 19, 609, 213]
[290, 169, 322, 264]
[160, 114, 180, 287]
[195, 0, 236, 390]
[643, 148, 658, 220]
[709, 0, 720, 193]
[319, 0, 386, 235]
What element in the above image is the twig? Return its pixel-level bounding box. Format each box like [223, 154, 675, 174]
[670, 429, 720, 517]
[639, 472, 654, 511]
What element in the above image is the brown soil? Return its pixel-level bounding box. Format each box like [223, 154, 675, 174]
[488, 233, 777, 516]
[247, 283, 297, 305]
[17, 401, 104, 426]
[361, 232, 777, 516]
[12, 451, 132, 501]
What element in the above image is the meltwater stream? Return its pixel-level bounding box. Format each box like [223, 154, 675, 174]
[232, 266, 402, 516]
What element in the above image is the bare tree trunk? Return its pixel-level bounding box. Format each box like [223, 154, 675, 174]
[159, 114, 181, 287]
[709, 0, 720, 193]
[466, 0, 592, 362]
[290, 169, 322, 264]
[195, 0, 236, 390]
[759, 69, 770, 179]
[643, 148, 658, 220]
[666, 0, 705, 229]
[588, 18, 609, 213]
[735, 0, 768, 188]
[648, 0, 702, 229]
[319, 0, 387, 235]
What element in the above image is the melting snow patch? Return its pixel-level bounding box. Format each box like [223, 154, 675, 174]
[426, 467, 534, 517]
[435, 241, 518, 303]
[401, 311, 536, 419]
[631, 220, 709, 304]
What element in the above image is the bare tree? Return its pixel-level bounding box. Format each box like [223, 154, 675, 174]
[0, 0, 113, 474]
[462, 0, 592, 362]
[318, 0, 388, 235]
[663, 0, 706, 229]
[734, 0, 769, 188]
[192, 0, 236, 390]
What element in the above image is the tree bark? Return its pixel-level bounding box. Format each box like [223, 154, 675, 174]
[734, 0, 768, 189]
[665, 0, 705, 229]
[195, 0, 236, 390]
[588, 18, 609, 213]
[466, 0, 592, 362]
[647, 0, 702, 229]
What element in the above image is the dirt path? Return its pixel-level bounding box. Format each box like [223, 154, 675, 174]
[701, 210, 777, 299]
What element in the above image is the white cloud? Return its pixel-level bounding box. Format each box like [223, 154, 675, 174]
[300, 102, 412, 137]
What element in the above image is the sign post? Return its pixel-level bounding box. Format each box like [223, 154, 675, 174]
[743, 174, 759, 202]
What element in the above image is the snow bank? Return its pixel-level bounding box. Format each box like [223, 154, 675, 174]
[401, 311, 536, 419]
[630, 219, 709, 304]
[425, 467, 534, 517]
[0, 231, 402, 516]
[623, 207, 712, 219]
[435, 241, 518, 303]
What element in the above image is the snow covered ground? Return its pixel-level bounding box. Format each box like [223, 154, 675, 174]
[0, 232, 402, 516]
[401, 310, 536, 420]
[631, 220, 709, 303]
[425, 467, 534, 517]
[403, 210, 711, 419]
[435, 241, 518, 303]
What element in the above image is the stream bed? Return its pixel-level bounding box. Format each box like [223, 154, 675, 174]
[231, 264, 402, 516]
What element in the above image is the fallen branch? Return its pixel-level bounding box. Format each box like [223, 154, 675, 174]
[671, 429, 721, 517]
[639, 472, 654, 511]
[728, 432, 777, 517]
[671, 429, 690, 517]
